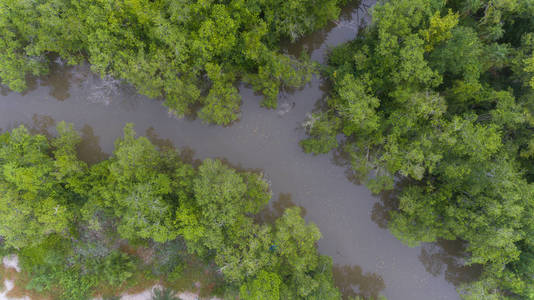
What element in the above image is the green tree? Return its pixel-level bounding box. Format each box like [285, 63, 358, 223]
[0, 125, 77, 248]
[273, 208, 340, 299]
[181, 159, 270, 254]
[304, 0, 534, 298]
[239, 270, 282, 300]
[0, 123, 341, 298]
[0, 0, 345, 125]
[84, 124, 179, 243]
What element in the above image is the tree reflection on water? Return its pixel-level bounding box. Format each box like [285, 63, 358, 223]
[333, 264, 385, 299]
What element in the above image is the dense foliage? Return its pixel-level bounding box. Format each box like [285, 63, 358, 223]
[302, 0, 534, 298]
[0, 0, 349, 125]
[0, 123, 340, 299]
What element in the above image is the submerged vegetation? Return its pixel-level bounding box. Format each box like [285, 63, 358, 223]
[0, 0, 349, 125]
[0, 123, 340, 299]
[302, 0, 534, 299]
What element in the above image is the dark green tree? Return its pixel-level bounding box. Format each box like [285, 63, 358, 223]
[303, 0, 534, 298]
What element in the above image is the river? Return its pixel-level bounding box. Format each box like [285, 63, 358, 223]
[0, 1, 478, 299]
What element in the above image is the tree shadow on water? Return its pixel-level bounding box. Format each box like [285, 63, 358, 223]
[39, 61, 73, 101]
[146, 126, 176, 151]
[330, 143, 366, 186]
[144, 127, 203, 167]
[370, 186, 402, 229]
[255, 193, 306, 224]
[1, 114, 56, 137]
[178, 146, 202, 168]
[333, 264, 385, 299]
[28, 114, 56, 137]
[419, 239, 482, 287]
[19, 75, 39, 96]
[0, 84, 11, 96]
[77, 125, 110, 165]
[215, 157, 267, 178]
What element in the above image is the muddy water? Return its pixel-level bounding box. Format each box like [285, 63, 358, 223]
[0, 1, 477, 299]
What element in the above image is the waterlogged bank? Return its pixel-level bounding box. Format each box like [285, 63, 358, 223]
[0, 1, 476, 299]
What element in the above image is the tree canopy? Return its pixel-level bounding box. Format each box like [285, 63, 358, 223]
[0, 123, 340, 299]
[302, 0, 534, 298]
[0, 0, 349, 125]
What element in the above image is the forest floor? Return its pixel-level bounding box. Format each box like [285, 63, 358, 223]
[0, 255, 220, 300]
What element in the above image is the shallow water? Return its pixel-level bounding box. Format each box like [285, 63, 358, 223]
[0, 1, 477, 299]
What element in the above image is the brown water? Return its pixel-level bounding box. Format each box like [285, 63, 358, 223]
[0, 1, 478, 299]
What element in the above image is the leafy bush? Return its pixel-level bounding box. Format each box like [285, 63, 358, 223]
[151, 287, 180, 300]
